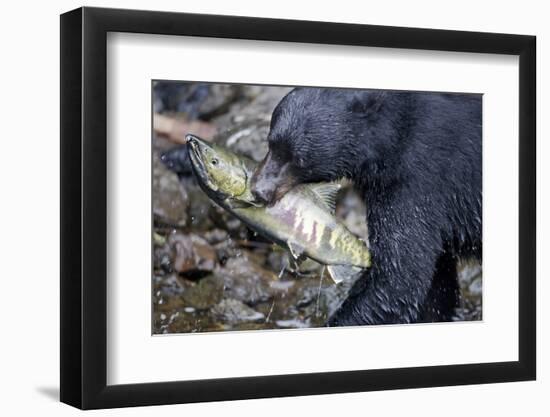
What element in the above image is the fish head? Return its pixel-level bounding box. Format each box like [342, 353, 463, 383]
[186, 134, 249, 200]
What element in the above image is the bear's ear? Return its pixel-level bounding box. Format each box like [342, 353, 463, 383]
[348, 91, 386, 116]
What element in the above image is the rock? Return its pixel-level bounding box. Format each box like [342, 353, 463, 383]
[266, 250, 286, 272]
[295, 286, 318, 308]
[209, 204, 245, 234]
[215, 85, 292, 127]
[468, 276, 482, 295]
[160, 144, 193, 177]
[220, 121, 271, 162]
[454, 260, 482, 321]
[217, 255, 278, 305]
[203, 228, 229, 244]
[155, 273, 184, 297]
[212, 239, 241, 264]
[318, 278, 356, 317]
[185, 180, 216, 230]
[275, 319, 310, 328]
[153, 239, 172, 273]
[458, 261, 482, 284]
[154, 82, 241, 119]
[269, 280, 295, 291]
[183, 182, 246, 233]
[197, 84, 242, 118]
[245, 86, 292, 116]
[153, 151, 188, 226]
[167, 311, 225, 333]
[181, 274, 224, 310]
[211, 299, 265, 324]
[169, 233, 217, 276]
[213, 86, 293, 162]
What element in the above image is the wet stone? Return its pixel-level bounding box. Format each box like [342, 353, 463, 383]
[296, 286, 317, 308]
[152, 151, 188, 226]
[217, 255, 278, 305]
[168, 312, 226, 334]
[458, 261, 482, 284]
[169, 233, 217, 276]
[468, 276, 482, 295]
[269, 280, 295, 291]
[266, 250, 286, 272]
[155, 274, 184, 298]
[219, 121, 271, 162]
[197, 84, 242, 118]
[185, 180, 216, 231]
[275, 319, 311, 329]
[322, 280, 355, 317]
[212, 239, 241, 265]
[214, 85, 292, 128]
[181, 274, 224, 310]
[203, 228, 229, 245]
[153, 82, 241, 119]
[212, 86, 293, 162]
[456, 260, 482, 321]
[211, 299, 265, 324]
[153, 240, 172, 273]
[208, 204, 246, 235]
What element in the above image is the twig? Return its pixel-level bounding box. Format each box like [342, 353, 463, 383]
[265, 299, 276, 323]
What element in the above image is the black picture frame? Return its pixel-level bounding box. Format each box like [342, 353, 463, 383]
[60, 6, 536, 410]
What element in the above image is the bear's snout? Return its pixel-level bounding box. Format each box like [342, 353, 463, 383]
[251, 150, 296, 205]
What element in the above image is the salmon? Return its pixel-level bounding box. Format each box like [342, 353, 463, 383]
[186, 134, 371, 283]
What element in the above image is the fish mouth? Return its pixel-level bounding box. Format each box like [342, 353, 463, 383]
[186, 134, 212, 188]
[186, 134, 205, 157]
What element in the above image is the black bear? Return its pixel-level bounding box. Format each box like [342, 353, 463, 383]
[251, 87, 482, 325]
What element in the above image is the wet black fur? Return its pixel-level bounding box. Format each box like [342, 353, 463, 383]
[260, 88, 482, 325]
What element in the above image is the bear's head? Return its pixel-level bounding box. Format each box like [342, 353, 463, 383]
[251, 87, 390, 204]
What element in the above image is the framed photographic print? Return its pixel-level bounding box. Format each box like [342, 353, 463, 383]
[60, 6, 536, 410]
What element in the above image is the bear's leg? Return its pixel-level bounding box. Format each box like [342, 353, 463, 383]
[327, 268, 427, 326]
[418, 251, 460, 322]
[327, 223, 439, 326]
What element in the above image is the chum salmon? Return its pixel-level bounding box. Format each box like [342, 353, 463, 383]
[186, 134, 371, 283]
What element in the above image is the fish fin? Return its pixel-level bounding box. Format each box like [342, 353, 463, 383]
[326, 264, 363, 284]
[287, 240, 305, 261]
[309, 182, 341, 214]
[288, 255, 308, 275]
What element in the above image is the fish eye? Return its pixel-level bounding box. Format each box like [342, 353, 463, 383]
[211, 158, 218, 165]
